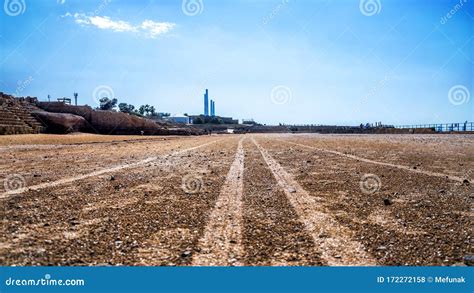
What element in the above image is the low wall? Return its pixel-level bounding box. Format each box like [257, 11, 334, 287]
[242, 125, 437, 134]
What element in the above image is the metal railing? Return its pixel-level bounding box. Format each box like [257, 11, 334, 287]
[395, 122, 473, 132]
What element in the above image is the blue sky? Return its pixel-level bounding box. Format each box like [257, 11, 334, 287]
[1, 0, 473, 125]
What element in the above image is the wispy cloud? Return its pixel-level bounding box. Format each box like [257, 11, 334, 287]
[63, 13, 175, 38]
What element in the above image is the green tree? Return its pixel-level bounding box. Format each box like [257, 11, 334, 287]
[193, 117, 204, 124]
[118, 103, 135, 114]
[149, 106, 156, 116]
[99, 97, 118, 111]
[138, 105, 146, 115]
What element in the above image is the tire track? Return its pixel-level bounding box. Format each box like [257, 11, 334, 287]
[252, 137, 376, 266]
[242, 139, 323, 266]
[280, 140, 466, 183]
[1, 138, 237, 266]
[0, 136, 177, 152]
[0, 139, 221, 199]
[192, 137, 245, 266]
[265, 138, 471, 265]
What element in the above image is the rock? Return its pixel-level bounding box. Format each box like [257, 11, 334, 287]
[110, 175, 115, 181]
[181, 250, 192, 258]
[383, 198, 392, 206]
[288, 187, 297, 193]
[69, 218, 80, 225]
[463, 255, 474, 266]
[377, 246, 387, 250]
[462, 179, 470, 186]
[32, 110, 88, 134]
[438, 189, 445, 194]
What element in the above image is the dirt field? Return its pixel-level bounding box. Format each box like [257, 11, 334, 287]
[0, 133, 472, 266]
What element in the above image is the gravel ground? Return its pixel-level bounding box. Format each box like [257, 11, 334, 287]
[0, 133, 472, 266]
[242, 139, 323, 266]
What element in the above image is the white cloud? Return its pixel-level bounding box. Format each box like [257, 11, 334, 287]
[57, 0, 66, 4]
[63, 13, 175, 38]
[87, 16, 136, 32]
[140, 20, 176, 38]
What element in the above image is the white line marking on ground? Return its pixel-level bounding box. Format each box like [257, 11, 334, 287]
[281, 140, 466, 183]
[252, 137, 376, 266]
[0, 137, 177, 152]
[192, 137, 245, 266]
[0, 139, 221, 199]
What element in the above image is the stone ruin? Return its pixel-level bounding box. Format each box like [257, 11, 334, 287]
[0, 93, 44, 135]
[0, 92, 204, 136]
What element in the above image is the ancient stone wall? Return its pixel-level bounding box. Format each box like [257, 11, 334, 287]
[37, 101, 201, 135]
[0, 92, 44, 135]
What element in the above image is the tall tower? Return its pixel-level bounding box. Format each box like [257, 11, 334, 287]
[73, 92, 78, 106]
[204, 89, 209, 116]
[210, 100, 214, 116]
[213, 100, 216, 116]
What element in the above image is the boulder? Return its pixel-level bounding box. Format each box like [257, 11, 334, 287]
[32, 110, 88, 134]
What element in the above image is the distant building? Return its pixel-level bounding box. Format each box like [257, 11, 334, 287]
[210, 99, 215, 116]
[193, 88, 236, 124]
[188, 114, 238, 125]
[204, 89, 209, 116]
[203, 89, 217, 117]
[242, 119, 256, 125]
[167, 114, 190, 124]
[220, 117, 238, 124]
[57, 97, 71, 105]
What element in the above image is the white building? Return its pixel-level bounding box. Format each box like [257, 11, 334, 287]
[166, 114, 190, 124]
